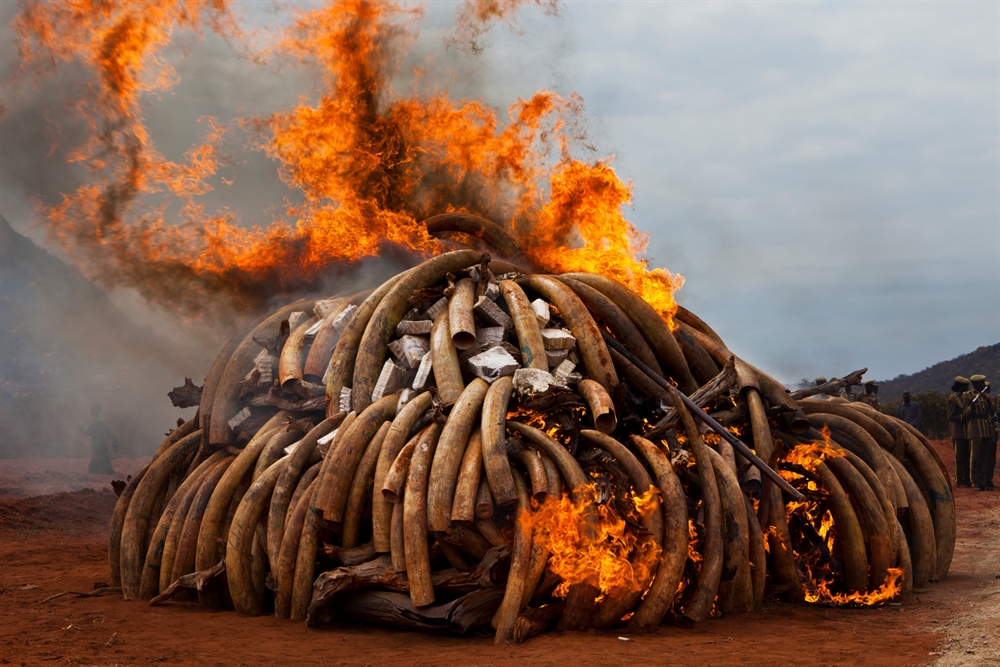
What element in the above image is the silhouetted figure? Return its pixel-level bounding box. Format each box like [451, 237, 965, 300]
[80, 403, 118, 475]
[895, 391, 921, 427]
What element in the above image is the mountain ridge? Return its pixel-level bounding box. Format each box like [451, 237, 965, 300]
[876, 343, 1000, 398]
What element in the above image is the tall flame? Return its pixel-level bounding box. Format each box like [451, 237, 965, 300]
[9, 0, 682, 320]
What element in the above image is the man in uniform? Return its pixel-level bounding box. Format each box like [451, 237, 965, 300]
[965, 374, 995, 491]
[948, 377, 971, 487]
[984, 382, 997, 489]
[80, 403, 119, 475]
[896, 391, 921, 428]
[840, 382, 857, 402]
[857, 380, 881, 409]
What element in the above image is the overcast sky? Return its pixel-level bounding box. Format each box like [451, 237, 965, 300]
[2, 1, 998, 387]
[432, 0, 1000, 385]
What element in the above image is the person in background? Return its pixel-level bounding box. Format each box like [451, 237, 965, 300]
[80, 403, 119, 475]
[813, 377, 830, 400]
[984, 382, 997, 490]
[948, 376, 972, 487]
[857, 380, 881, 409]
[965, 374, 994, 491]
[840, 382, 858, 402]
[895, 391, 921, 428]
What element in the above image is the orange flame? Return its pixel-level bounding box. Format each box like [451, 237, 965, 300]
[782, 427, 844, 472]
[523, 483, 660, 598]
[10, 0, 682, 321]
[802, 567, 904, 607]
[779, 430, 903, 608]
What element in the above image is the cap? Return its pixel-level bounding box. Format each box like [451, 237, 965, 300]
[815, 377, 827, 384]
[954, 376, 971, 385]
[864, 380, 874, 386]
[970, 374, 986, 383]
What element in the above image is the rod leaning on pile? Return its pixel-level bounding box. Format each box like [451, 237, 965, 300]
[600, 332, 803, 501]
[109, 212, 955, 641]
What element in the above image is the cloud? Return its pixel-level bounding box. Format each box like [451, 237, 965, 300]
[534, 1, 1000, 383]
[2, 0, 997, 390]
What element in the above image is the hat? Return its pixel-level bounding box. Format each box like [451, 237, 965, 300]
[864, 380, 874, 386]
[970, 374, 986, 383]
[814, 377, 827, 384]
[954, 376, 970, 385]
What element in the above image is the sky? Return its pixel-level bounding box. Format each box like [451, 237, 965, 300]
[1, 0, 998, 388]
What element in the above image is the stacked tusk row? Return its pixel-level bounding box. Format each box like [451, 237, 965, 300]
[109, 216, 954, 641]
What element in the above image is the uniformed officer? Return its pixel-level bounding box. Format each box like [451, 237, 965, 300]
[984, 382, 997, 490]
[840, 382, 857, 402]
[965, 374, 995, 491]
[947, 376, 971, 487]
[813, 377, 830, 400]
[857, 380, 881, 410]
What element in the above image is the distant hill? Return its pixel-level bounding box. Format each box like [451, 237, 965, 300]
[0, 215, 205, 459]
[877, 343, 1000, 398]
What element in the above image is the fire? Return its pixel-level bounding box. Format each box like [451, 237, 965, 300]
[779, 431, 903, 608]
[801, 566, 905, 607]
[686, 516, 702, 564]
[782, 427, 844, 473]
[523, 483, 661, 598]
[9, 0, 682, 321]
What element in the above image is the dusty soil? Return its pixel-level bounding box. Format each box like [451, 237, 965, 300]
[0, 457, 150, 499]
[0, 442, 996, 667]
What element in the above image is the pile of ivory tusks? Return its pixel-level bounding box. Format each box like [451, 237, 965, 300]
[108, 214, 955, 642]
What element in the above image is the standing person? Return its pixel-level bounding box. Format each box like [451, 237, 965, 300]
[813, 377, 830, 400]
[965, 374, 994, 491]
[984, 382, 997, 490]
[857, 380, 881, 409]
[896, 391, 921, 428]
[948, 377, 972, 487]
[80, 403, 119, 475]
[840, 382, 858, 402]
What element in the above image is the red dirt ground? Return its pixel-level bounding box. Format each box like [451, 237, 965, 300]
[1, 442, 997, 667]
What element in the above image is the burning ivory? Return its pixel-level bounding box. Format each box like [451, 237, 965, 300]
[111, 215, 955, 643]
